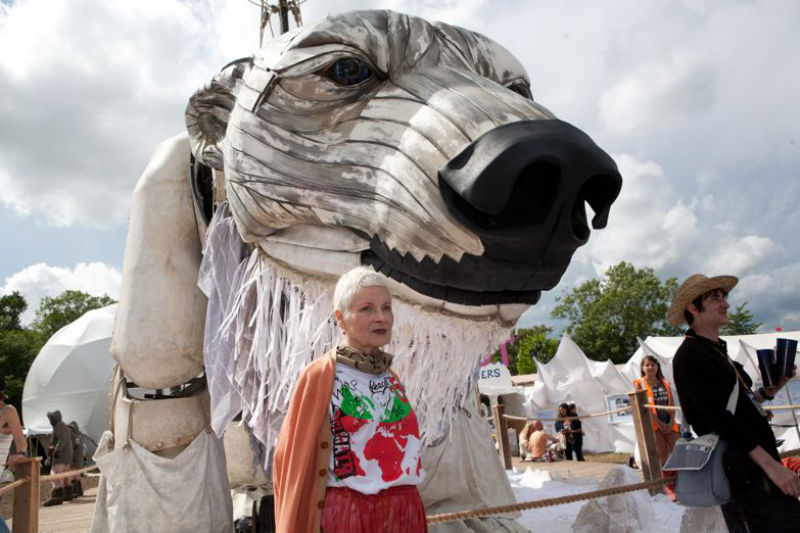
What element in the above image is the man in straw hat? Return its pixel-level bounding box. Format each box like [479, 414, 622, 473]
[670, 273, 800, 531]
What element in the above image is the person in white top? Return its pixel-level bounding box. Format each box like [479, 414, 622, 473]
[0, 377, 28, 465]
[0, 377, 28, 533]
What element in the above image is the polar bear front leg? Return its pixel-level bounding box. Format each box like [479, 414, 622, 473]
[93, 132, 232, 533]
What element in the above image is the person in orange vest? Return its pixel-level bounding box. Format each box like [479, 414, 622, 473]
[633, 355, 679, 468]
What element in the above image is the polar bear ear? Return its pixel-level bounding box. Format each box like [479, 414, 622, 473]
[185, 57, 253, 170]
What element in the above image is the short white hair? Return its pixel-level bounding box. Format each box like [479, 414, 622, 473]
[333, 266, 391, 316]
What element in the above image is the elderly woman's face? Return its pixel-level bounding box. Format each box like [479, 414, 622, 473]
[337, 285, 393, 354]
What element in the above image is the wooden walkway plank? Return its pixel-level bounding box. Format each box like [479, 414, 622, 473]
[9, 486, 97, 533]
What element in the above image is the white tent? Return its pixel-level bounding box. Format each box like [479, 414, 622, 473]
[22, 304, 117, 444]
[621, 331, 800, 384]
[523, 332, 637, 453]
[523, 330, 800, 454]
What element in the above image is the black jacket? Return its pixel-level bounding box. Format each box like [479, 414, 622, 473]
[672, 329, 778, 460]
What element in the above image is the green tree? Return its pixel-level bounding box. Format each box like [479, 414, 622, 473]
[515, 330, 560, 375]
[0, 292, 27, 331]
[722, 302, 762, 335]
[0, 292, 44, 406]
[30, 290, 116, 340]
[0, 329, 43, 406]
[490, 325, 559, 375]
[551, 262, 682, 363]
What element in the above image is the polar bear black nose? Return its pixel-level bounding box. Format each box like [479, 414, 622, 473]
[438, 119, 622, 262]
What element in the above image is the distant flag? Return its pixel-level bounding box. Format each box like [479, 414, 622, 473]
[481, 338, 513, 367]
[499, 342, 510, 366]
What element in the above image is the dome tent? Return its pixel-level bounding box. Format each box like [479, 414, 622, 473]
[22, 304, 116, 444]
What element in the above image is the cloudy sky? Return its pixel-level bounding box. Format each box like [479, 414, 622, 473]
[1, 0, 798, 332]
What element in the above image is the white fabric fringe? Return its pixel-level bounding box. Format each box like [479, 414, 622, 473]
[200, 207, 511, 473]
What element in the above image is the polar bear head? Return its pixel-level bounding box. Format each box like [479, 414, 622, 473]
[186, 10, 621, 320]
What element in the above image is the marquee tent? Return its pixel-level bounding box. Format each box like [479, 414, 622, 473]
[522, 330, 800, 454]
[622, 331, 800, 383]
[624, 330, 800, 451]
[22, 304, 117, 444]
[522, 332, 636, 453]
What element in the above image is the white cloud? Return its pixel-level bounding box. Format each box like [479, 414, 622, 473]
[703, 236, 780, 276]
[599, 59, 716, 135]
[0, 0, 223, 228]
[576, 152, 782, 279]
[1, 262, 121, 324]
[697, 170, 718, 189]
[734, 262, 800, 331]
[662, 202, 697, 241]
[1, 0, 799, 333]
[576, 153, 691, 275]
[381, 0, 488, 28]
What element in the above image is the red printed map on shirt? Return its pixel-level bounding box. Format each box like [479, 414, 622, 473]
[328, 364, 424, 494]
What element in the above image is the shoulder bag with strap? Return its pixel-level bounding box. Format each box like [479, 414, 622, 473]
[662, 359, 740, 507]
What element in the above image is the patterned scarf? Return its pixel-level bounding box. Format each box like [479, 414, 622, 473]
[336, 345, 394, 375]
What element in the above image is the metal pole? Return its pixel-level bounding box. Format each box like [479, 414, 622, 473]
[258, 1, 268, 47]
[278, 0, 290, 34]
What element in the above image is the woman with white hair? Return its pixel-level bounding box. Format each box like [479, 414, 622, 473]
[273, 266, 427, 533]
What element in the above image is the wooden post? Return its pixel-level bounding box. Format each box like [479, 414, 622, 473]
[628, 389, 663, 495]
[12, 456, 41, 533]
[493, 403, 512, 469]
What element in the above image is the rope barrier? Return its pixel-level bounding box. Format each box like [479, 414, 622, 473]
[426, 477, 670, 524]
[0, 478, 28, 497]
[41, 464, 99, 482]
[509, 402, 799, 419]
[643, 403, 800, 411]
[501, 396, 799, 425]
[504, 401, 799, 426]
[0, 464, 99, 497]
[642, 404, 680, 411]
[504, 406, 631, 423]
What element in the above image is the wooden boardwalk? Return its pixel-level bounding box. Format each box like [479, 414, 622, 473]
[9, 486, 97, 533]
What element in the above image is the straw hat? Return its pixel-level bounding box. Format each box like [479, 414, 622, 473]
[667, 273, 738, 326]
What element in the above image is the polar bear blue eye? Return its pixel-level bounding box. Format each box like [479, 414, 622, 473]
[329, 58, 373, 86]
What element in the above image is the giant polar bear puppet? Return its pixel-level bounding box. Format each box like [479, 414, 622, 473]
[96, 9, 621, 533]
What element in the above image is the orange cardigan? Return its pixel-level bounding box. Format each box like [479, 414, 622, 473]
[273, 350, 336, 533]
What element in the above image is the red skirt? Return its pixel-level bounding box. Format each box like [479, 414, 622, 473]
[321, 484, 428, 533]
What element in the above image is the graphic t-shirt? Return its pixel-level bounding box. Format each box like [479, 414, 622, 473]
[651, 380, 672, 424]
[327, 364, 425, 494]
